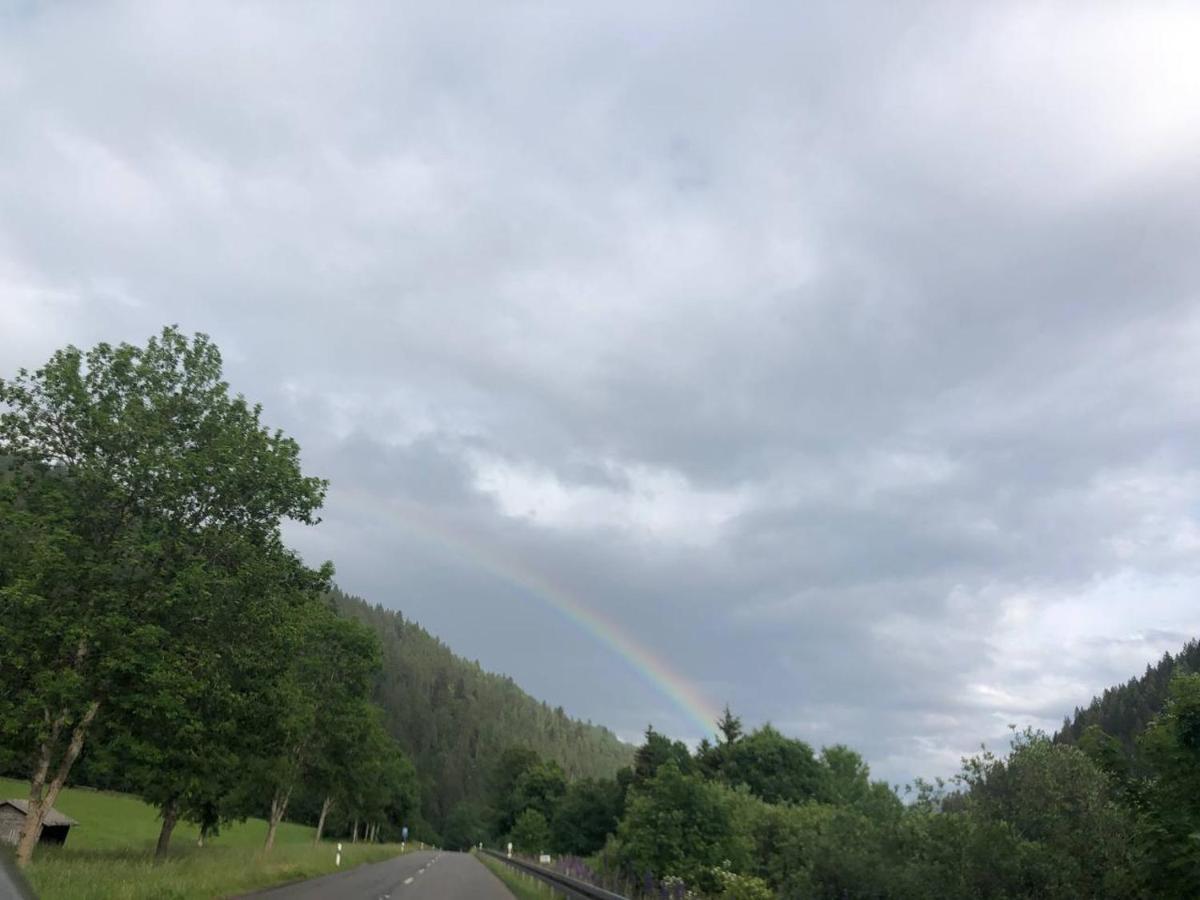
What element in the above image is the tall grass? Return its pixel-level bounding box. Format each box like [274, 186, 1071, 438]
[0, 777, 406, 899]
[475, 853, 557, 900]
[24, 842, 406, 900]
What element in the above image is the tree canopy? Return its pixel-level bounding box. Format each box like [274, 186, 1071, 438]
[0, 329, 414, 863]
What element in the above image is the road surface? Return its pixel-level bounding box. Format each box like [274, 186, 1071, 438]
[239, 849, 513, 900]
[0, 853, 35, 900]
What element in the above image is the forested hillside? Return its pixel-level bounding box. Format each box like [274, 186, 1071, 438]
[1055, 639, 1200, 753]
[331, 589, 634, 831]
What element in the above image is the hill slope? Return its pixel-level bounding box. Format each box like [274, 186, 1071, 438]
[330, 589, 634, 831]
[1055, 638, 1200, 752]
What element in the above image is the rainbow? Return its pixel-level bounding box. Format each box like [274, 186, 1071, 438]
[339, 489, 721, 739]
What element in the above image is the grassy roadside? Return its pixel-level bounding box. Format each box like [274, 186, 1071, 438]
[0, 777, 407, 899]
[475, 852, 557, 900]
[25, 841, 407, 900]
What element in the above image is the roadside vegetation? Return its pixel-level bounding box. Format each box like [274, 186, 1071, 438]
[25, 842, 403, 900]
[475, 853, 558, 900]
[462, 687, 1200, 899]
[0, 776, 406, 900]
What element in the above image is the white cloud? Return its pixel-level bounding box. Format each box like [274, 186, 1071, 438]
[471, 452, 749, 545]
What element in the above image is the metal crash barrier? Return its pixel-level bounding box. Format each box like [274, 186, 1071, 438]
[480, 848, 629, 900]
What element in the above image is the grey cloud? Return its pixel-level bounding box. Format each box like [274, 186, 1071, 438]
[4, 0, 1200, 785]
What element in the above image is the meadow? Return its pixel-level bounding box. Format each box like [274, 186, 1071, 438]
[0, 777, 408, 899]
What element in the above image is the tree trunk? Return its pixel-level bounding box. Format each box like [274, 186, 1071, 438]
[313, 795, 333, 845]
[352, 818, 359, 843]
[16, 700, 100, 867]
[263, 784, 293, 853]
[155, 798, 180, 861]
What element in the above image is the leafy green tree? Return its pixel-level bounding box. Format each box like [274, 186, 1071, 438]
[616, 760, 756, 892]
[488, 746, 543, 837]
[615, 764, 635, 802]
[892, 806, 1037, 900]
[512, 760, 567, 823]
[298, 622, 393, 844]
[443, 802, 487, 851]
[954, 729, 1140, 899]
[341, 712, 419, 843]
[1077, 724, 1133, 800]
[0, 328, 326, 865]
[817, 744, 871, 805]
[717, 725, 825, 805]
[112, 537, 328, 858]
[1136, 672, 1200, 895]
[257, 606, 379, 851]
[551, 777, 623, 855]
[511, 808, 552, 855]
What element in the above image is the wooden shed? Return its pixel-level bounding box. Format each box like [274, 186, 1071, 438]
[0, 800, 78, 848]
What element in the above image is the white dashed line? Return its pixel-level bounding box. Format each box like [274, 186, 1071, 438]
[403, 876, 414, 885]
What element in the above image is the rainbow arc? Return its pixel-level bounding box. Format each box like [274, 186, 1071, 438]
[341, 489, 721, 738]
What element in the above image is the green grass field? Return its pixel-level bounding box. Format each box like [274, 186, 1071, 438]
[0, 777, 408, 899]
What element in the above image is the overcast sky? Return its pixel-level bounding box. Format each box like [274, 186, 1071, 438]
[4, 1, 1200, 785]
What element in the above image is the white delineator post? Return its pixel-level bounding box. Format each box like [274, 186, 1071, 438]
[336, 842, 342, 867]
[507, 841, 513, 859]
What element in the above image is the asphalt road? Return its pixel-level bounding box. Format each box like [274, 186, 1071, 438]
[0, 853, 35, 900]
[239, 849, 514, 900]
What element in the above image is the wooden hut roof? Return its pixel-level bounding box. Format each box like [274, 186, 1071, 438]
[0, 799, 78, 827]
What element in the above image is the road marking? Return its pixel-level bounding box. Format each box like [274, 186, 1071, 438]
[404, 877, 414, 885]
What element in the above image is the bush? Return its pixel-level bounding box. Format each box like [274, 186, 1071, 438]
[511, 809, 551, 855]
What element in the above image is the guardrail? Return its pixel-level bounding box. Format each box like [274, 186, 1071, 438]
[480, 848, 629, 900]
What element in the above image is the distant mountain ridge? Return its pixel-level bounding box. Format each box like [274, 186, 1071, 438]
[330, 589, 634, 833]
[1055, 638, 1200, 753]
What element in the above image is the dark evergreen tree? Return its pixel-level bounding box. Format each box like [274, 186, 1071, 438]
[716, 705, 743, 745]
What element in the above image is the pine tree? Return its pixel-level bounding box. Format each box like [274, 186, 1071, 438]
[717, 705, 743, 745]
